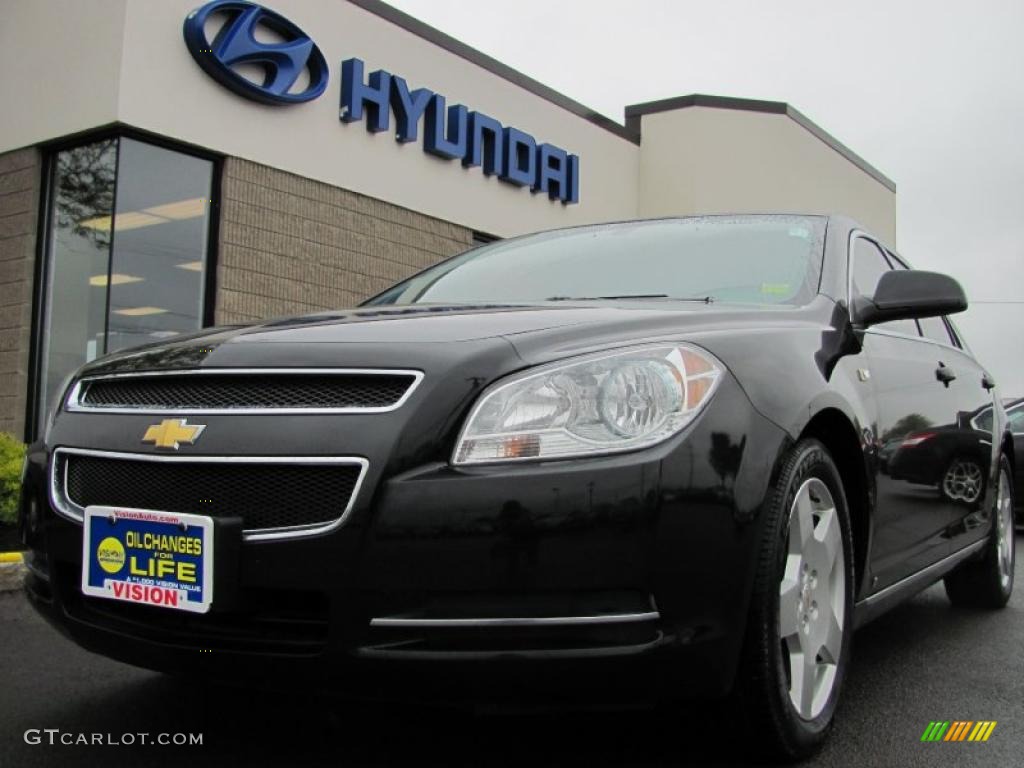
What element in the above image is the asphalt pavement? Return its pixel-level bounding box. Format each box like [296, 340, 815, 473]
[2, 537, 1023, 767]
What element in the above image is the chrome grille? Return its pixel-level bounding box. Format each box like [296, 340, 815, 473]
[67, 369, 422, 414]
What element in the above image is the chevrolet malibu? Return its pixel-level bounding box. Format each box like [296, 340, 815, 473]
[20, 214, 1015, 760]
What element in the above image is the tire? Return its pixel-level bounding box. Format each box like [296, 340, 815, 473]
[944, 456, 1015, 609]
[734, 439, 855, 761]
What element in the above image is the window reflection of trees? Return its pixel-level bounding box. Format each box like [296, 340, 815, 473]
[881, 413, 932, 443]
[54, 139, 117, 249]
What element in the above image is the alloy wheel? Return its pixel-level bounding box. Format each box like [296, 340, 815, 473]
[779, 477, 845, 720]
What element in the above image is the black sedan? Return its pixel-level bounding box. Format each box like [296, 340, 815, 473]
[18, 214, 1016, 761]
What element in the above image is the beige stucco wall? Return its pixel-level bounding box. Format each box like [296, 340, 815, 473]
[635, 107, 897, 246]
[0, 1, 125, 151]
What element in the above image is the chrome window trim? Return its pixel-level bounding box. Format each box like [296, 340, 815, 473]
[64, 368, 425, 415]
[369, 611, 661, 628]
[861, 326, 921, 343]
[867, 326, 971, 354]
[944, 315, 967, 351]
[49, 447, 369, 542]
[882, 249, 910, 270]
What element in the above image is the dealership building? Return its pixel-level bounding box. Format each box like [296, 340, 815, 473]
[0, 0, 896, 442]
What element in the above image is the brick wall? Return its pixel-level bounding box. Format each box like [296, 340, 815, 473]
[216, 158, 474, 324]
[0, 149, 39, 440]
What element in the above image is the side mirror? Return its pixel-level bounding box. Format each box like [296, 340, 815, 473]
[854, 270, 967, 328]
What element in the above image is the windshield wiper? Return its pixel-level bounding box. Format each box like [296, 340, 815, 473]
[544, 294, 668, 301]
[544, 294, 715, 303]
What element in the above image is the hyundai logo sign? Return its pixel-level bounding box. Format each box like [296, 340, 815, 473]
[182, 3, 579, 203]
[183, 0, 328, 105]
[341, 59, 579, 204]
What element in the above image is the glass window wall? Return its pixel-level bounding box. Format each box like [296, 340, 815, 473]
[39, 137, 214, 429]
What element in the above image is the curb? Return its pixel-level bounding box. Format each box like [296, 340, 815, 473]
[0, 551, 27, 592]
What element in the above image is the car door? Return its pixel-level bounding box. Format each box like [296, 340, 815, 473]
[910, 300, 996, 554]
[851, 236, 969, 591]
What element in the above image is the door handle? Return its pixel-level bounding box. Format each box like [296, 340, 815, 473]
[982, 372, 996, 391]
[935, 362, 956, 387]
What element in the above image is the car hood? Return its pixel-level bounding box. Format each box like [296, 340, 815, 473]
[79, 301, 821, 375]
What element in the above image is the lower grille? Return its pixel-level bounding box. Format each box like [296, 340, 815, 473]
[55, 450, 366, 536]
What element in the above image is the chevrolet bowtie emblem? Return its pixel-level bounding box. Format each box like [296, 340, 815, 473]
[142, 419, 206, 450]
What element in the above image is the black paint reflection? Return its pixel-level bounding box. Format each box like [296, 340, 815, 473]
[492, 500, 540, 583]
[709, 432, 746, 489]
[91, 338, 224, 373]
[887, 409, 989, 506]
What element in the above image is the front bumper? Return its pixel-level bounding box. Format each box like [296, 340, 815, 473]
[22, 372, 789, 702]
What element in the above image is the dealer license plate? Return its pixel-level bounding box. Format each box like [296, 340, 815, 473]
[81, 506, 213, 613]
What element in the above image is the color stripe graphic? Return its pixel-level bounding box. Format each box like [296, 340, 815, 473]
[920, 721, 996, 742]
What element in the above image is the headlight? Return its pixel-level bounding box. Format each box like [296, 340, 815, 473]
[453, 344, 723, 464]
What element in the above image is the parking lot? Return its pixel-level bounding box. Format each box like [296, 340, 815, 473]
[2, 538, 1022, 768]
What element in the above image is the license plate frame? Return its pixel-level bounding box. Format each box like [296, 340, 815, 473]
[81, 506, 214, 614]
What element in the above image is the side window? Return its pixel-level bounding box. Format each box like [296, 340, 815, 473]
[918, 316, 953, 345]
[973, 408, 994, 433]
[851, 237, 890, 297]
[851, 237, 919, 336]
[945, 318, 965, 349]
[1008, 406, 1024, 434]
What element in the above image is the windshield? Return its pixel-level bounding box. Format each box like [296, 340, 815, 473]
[365, 214, 826, 307]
